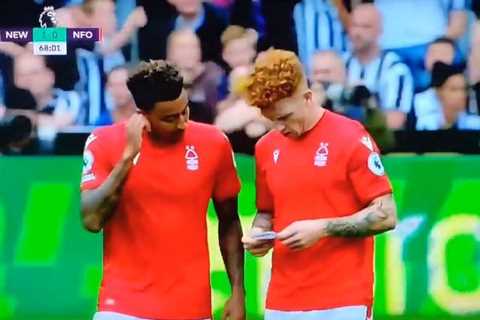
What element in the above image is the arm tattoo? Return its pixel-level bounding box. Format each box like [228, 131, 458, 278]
[326, 201, 392, 237]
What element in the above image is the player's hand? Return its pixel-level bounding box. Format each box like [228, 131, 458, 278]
[123, 113, 150, 160]
[242, 227, 274, 257]
[222, 288, 246, 320]
[277, 219, 328, 251]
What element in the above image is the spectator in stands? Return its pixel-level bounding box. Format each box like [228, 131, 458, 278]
[310, 50, 394, 151]
[415, 62, 480, 130]
[95, 65, 137, 125]
[13, 53, 81, 152]
[469, 21, 480, 85]
[415, 37, 457, 91]
[215, 65, 271, 139]
[166, 28, 222, 124]
[222, 25, 258, 70]
[0, 71, 5, 118]
[376, 0, 468, 89]
[81, 0, 147, 72]
[139, 0, 228, 65]
[309, 50, 347, 107]
[344, 3, 414, 129]
[74, 0, 146, 126]
[294, 0, 351, 73]
[219, 25, 258, 98]
[468, 19, 480, 115]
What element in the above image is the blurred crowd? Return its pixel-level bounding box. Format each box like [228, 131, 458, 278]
[0, 0, 479, 155]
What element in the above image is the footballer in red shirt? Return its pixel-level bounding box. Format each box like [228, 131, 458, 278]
[80, 60, 245, 320]
[242, 50, 397, 320]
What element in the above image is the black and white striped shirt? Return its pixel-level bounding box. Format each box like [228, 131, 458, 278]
[344, 51, 414, 113]
[40, 89, 82, 119]
[294, 0, 348, 73]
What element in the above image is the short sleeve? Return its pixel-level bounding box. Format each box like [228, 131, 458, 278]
[80, 131, 111, 191]
[348, 133, 392, 205]
[212, 135, 241, 201]
[255, 144, 274, 213]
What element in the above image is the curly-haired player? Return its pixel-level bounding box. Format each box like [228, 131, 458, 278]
[241, 49, 397, 320]
[80, 60, 245, 320]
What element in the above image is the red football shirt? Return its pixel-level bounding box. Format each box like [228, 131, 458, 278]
[255, 110, 392, 312]
[81, 121, 241, 319]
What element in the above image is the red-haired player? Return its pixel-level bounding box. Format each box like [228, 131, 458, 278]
[242, 49, 397, 320]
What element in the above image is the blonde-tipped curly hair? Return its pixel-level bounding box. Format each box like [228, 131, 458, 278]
[243, 49, 305, 109]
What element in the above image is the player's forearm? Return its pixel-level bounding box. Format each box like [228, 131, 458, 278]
[324, 193, 397, 237]
[215, 198, 245, 291]
[251, 212, 273, 231]
[81, 156, 134, 232]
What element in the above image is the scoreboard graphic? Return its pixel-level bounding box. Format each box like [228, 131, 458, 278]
[0, 7, 101, 56]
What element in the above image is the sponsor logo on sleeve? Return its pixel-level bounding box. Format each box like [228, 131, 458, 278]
[368, 152, 385, 176]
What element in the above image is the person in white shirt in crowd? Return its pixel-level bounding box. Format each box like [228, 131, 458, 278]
[375, 0, 468, 89]
[344, 3, 414, 130]
[13, 53, 81, 152]
[415, 62, 480, 131]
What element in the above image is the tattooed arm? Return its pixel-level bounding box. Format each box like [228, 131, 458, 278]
[325, 193, 397, 237]
[277, 194, 397, 250]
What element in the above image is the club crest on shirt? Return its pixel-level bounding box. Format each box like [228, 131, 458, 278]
[273, 149, 280, 164]
[185, 145, 199, 171]
[368, 152, 385, 176]
[314, 142, 329, 167]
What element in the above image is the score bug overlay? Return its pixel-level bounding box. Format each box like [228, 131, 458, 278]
[0, 6, 101, 56]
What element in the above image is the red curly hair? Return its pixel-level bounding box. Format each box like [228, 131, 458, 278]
[243, 49, 305, 109]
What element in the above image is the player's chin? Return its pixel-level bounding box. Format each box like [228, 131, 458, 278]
[167, 129, 186, 141]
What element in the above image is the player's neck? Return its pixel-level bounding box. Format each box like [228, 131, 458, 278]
[148, 130, 185, 146]
[303, 106, 325, 134]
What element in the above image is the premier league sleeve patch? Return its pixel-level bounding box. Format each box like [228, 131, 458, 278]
[368, 152, 385, 176]
[82, 150, 94, 174]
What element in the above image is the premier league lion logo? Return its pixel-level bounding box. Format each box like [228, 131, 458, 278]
[39, 6, 57, 28]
